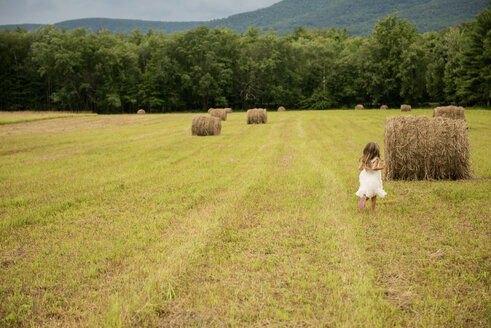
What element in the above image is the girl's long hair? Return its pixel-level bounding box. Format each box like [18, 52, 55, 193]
[360, 142, 381, 170]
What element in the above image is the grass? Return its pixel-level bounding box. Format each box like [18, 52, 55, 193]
[0, 110, 489, 327]
[0, 111, 95, 125]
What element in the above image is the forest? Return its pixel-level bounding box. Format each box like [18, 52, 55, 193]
[0, 8, 489, 113]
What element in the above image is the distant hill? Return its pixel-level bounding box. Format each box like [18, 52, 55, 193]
[1, 0, 488, 35]
[226, 0, 489, 35]
[0, 18, 205, 35]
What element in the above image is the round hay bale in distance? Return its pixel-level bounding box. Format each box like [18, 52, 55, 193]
[191, 115, 221, 136]
[278, 106, 286, 112]
[400, 104, 412, 112]
[247, 108, 267, 124]
[380, 105, 388, 110]
[384, 116, 471, 180]
[209, 108, 227, 121]
[355, 104, 364, 110]
[137, 109, 145, 114]
[433, 106, 466, 120]
[225, 108, 233, 113]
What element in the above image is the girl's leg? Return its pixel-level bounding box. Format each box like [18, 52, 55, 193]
[359, 194, 367, 209]
[371, 196, 377, 212]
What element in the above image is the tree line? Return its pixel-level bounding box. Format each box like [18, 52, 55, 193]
[0, 9, 489, 113]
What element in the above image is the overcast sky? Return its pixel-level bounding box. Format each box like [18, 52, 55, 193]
[0, 0, 280, 25]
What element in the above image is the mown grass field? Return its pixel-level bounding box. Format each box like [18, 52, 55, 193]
[0, 111, 95, 125]
[0, 110, 489, 327]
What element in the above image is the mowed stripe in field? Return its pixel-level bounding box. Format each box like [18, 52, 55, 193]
[0, 115, 197, 224]
[0, 111, 489, 327]
[1, 113, 321, 326]
[158, 113, 396, 326]
[0, 113, 271, 324]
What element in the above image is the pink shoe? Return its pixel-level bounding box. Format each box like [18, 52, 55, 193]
[358, 195, 367, 209]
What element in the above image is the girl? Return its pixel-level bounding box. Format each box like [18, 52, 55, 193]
[356, 142, 387, 213]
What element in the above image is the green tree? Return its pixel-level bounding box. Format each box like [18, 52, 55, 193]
[334, 37, 368, 106]
[423, 31, 446, 102]
[2, 7, 490, 112]
[164, 27, 239, 110]
[442, 27, 467, 103]
[398, 35, 427, 103]
[0, 28, 41, 110]
[92, 30, 140, 113]
[458, 6, 491, 105]
[365, 11, 418, 104]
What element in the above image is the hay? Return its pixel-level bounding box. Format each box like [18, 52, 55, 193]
[210, 107, 232, 114]
[191, 115, 221, 136]
[433, 106, 466, 120]
[278, 106, 286, 112]
[137, 109, 145, 114]
[355, 104, 364, 110]
[384, 116, 471, 180]
[380, 105, 388, 110]
[209, 108, 227, 121]
[247, 108, 267, 124]
[400, 104, 412, 112]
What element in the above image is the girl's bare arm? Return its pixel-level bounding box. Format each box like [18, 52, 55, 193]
[372, 159, 385, 171]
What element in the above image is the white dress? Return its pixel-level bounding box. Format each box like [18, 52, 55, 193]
[356, 157, 387, 199]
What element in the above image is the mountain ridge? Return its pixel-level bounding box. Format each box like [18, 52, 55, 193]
[1, 0, 488, 35]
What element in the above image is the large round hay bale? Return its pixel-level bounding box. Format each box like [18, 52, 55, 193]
[191, 115, 221, 136]
[384, 116, 471, 180]
[247, 108, 267, 124]
[137, 109, 145, 114]
[355, 104, 364, 110]
[209, 108, 227, 121]
[225, 108, 233, 113]
[433, 106, 466, 120]
[400, 104, 412, 112]
[278, 106, 286, 112]
[380, 105, 388, 110]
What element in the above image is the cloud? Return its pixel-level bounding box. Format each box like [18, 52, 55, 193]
[28, 0, 56, 11]
[0, 0, 280, 24]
